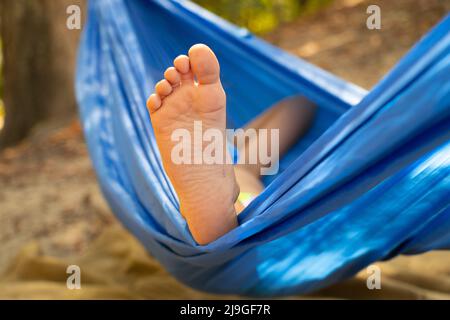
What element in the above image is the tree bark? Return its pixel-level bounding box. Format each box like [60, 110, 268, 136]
[0, 0, 85, 149]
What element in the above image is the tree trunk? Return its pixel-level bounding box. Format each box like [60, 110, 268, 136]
[0, 0, 85, 149]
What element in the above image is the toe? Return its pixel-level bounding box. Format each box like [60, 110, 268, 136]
[188, 44, 220, 85]
[155, 79, 173, 97]
[174, 54, 194, 83]
[164, 67, 181, 86]
[174, 55, 190, 73]
[147, 93, 161, 113]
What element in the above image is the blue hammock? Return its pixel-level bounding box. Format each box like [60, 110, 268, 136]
[76, 0, 450, 296]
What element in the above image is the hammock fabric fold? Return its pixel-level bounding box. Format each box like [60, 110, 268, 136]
[76, 0, 450, 296]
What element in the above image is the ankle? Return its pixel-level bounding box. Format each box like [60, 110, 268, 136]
[182, 200, 237, 245]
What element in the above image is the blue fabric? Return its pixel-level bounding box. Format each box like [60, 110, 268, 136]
[76, 0, 450, 296]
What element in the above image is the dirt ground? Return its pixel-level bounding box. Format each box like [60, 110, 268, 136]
[266, 0, 450, 89]
[0, 0, 449, 282]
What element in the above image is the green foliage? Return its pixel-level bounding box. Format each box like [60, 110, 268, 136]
[193, 0, 333, 34]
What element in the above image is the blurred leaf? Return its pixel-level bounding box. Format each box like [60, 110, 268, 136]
[193, 0, 333, 34]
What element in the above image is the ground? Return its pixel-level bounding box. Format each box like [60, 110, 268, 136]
[266, 0, 449, 89]
[0, 0, 448, 284]
[0, 121, 114, 272]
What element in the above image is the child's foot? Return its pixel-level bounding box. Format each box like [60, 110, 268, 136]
[147, 44, 239, 245]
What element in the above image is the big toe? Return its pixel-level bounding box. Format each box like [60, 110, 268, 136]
[188, 44, 220, 85]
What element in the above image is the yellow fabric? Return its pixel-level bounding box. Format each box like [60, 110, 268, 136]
[237, 192, 257, 207]
[1, 225, 449, 299]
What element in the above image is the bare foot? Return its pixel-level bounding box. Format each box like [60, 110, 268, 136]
[147, 44, 239, 245]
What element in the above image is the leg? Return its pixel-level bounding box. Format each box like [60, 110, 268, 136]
[233, 96, 316, 212]
[147, 44, 315, 244]
[147, 44, 238, 245]
[235, 95, 316, 178]
[233, 166, 264, 213]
